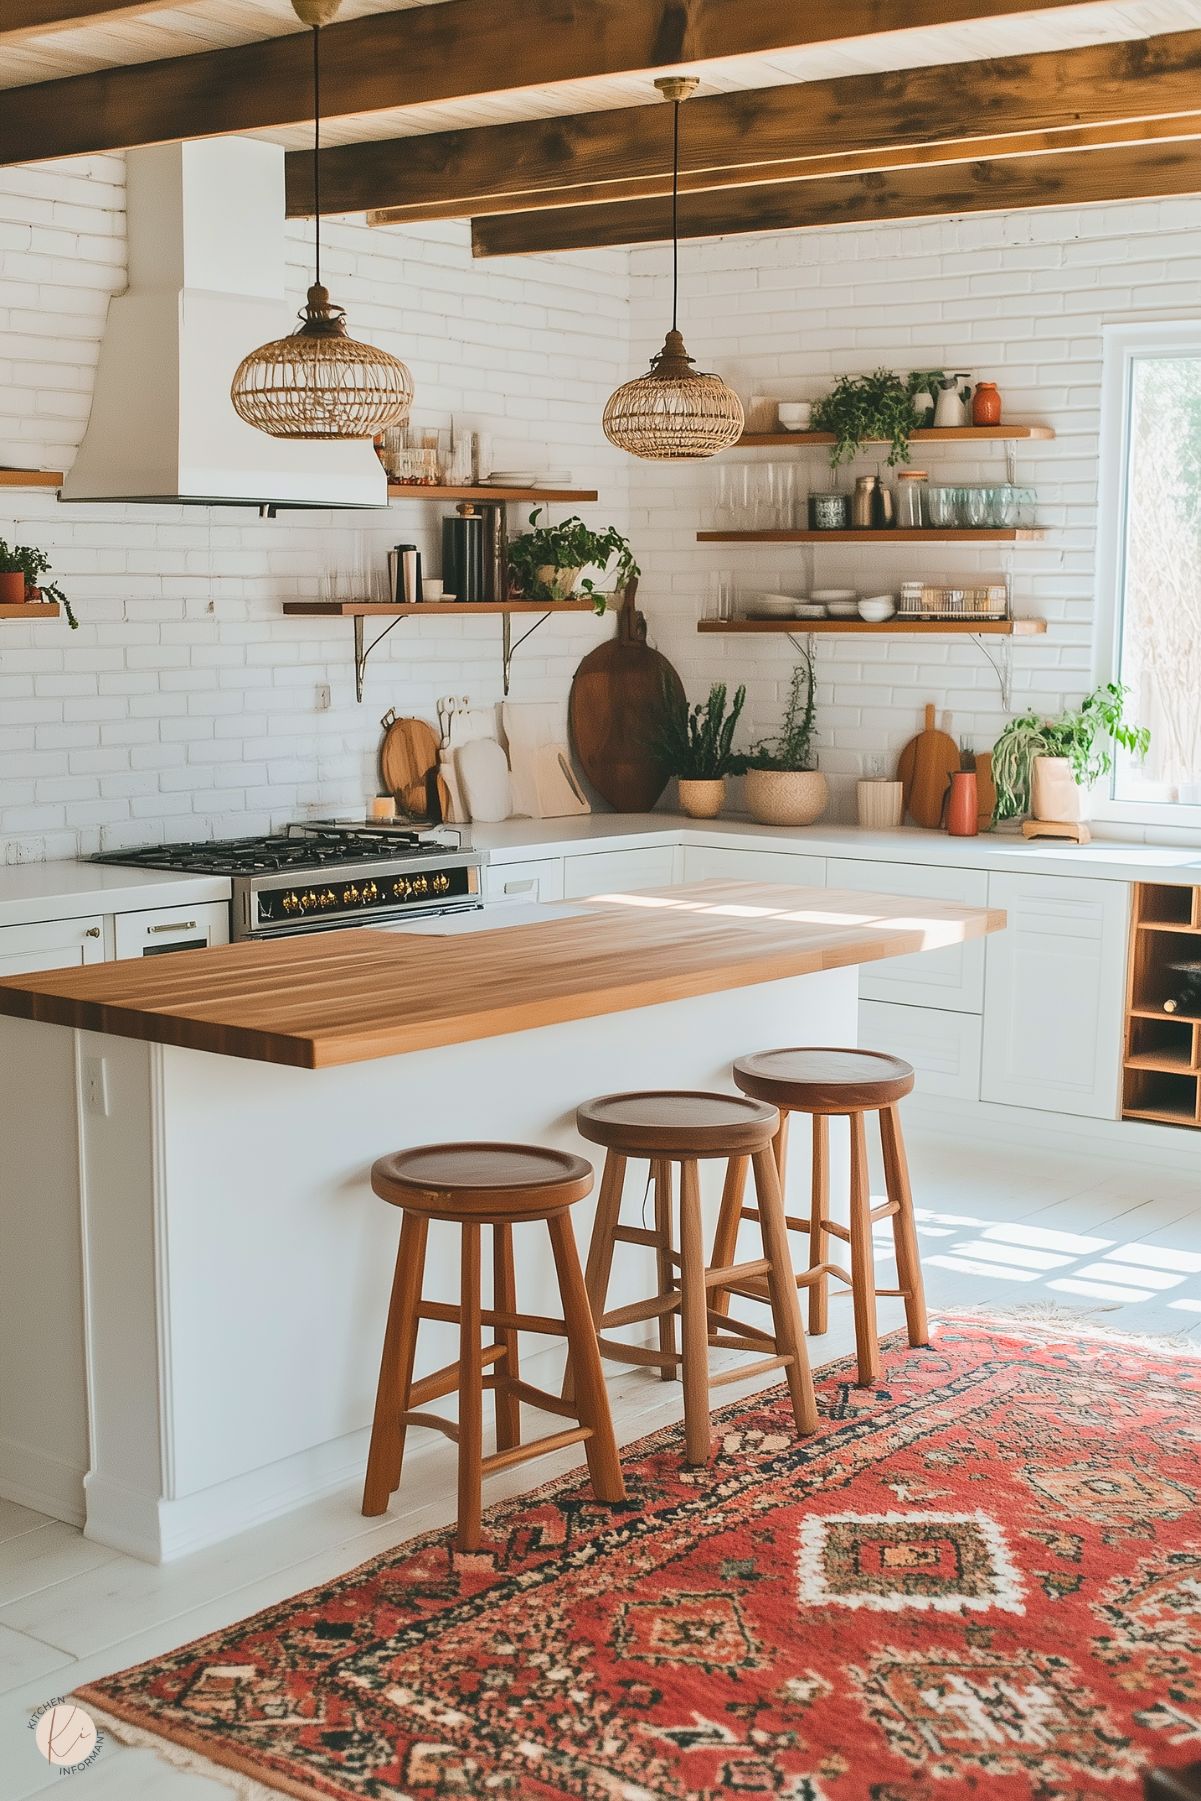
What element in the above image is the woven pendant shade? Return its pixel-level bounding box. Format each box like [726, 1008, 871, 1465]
[603, 328, 743, 460]
[231, 284, 413, 440]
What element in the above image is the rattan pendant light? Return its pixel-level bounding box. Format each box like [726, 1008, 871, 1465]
[603, 78, 743, 461]
[230, 0, 414, 440]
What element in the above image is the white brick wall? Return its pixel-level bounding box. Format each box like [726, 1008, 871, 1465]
[628, 197, 1201, 821]
[0, 152, 632, 860]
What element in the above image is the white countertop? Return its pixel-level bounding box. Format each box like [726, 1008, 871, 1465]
[0, 862, 231, 929]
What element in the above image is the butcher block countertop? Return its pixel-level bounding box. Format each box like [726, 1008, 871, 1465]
[0, 881, 1004, 1070]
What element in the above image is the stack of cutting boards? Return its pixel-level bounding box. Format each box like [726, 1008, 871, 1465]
[896, 704, 959, 828]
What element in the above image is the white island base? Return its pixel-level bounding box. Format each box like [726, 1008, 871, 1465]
[1, 967, 857, 1562]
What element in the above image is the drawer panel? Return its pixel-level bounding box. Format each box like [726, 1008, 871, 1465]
[482, 859, 565, 904]
[860, 999, 983, 1101]
[680, 845, 826, 886]
[830, 858, 987, 1013]
[562, 845, 679, 899]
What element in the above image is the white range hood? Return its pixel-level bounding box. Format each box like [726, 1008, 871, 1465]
[63, 138, 388, 510]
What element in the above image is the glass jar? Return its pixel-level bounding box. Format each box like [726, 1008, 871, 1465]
[809, 491, 850, 531]
[896, 470, 928, 529]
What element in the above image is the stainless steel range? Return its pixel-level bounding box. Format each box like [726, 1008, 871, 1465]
[93, 824, 484, 940]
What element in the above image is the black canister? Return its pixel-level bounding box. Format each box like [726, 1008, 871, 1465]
[442, 502, 485, 603]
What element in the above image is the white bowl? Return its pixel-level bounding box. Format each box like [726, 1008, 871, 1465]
[747, 592, 802, 618]
[777, 403, 813, 431]
[824, 601, 860, 618]
[858, 597, 896, 623]
[811, 587, 857, 603]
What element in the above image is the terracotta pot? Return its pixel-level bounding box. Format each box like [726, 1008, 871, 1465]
[533, 564, 582, 601]
[1031, 755, 1090, 823]
[677, 778, 726, 820]
[971, 380, 1002, 426]
[946, 771, 979, 837]
[0, 570, 26, 605]
[744, 768, 829, 828]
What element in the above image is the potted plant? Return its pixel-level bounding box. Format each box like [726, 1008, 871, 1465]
[811, 369, 943, 468]
[506, 509, 639, 616]
[733, 652, 828, 826]
[0, 539, 77, 627]
[653, 679, 746, 818]
[991, 682, 1150, 824]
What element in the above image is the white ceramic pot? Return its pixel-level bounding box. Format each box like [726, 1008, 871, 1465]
[1031, 755, 1090, 823]
[745, 768, 829, 828]
[856, 778, 904, 829]
[677, 778, 727, 820]
[533, 564, 582, 601]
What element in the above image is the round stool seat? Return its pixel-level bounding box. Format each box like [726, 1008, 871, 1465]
[733, 1047, 915, 1115]
[372, 1142, 593, 1219]
[577, 1090, 778, 1158]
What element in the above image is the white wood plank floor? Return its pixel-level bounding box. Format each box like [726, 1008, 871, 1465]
[2, 1126, 1199, 1800]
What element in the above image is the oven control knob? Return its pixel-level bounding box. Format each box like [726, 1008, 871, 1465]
[282, 892, 299, 912]
[392, 878, 411, 899]
[321, 889, 337, 907]
[413, 875, 429, 896]
[343, 886, 359, 905]
[433, 872, 450, 893]
[363, 881, 379, 903]
[302, 891, 318, 911]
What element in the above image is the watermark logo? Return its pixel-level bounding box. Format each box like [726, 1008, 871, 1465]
[29, 1699, 104, 1774]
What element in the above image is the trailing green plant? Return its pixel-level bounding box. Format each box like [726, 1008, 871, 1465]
[991, 682, 1150, 821]
[506, 509, 638, 615]
[732, 653, 817, 772]
[907, 369, 946, 400]
[652, 678, 747, 781]
[0, 539, 76, 628]
[811, 369, 920, 467]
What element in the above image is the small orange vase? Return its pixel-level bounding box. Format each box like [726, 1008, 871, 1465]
[972, 381, 1002, 426]
[946, 771, 979, 836]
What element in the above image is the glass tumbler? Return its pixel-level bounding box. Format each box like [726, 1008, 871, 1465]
[928, 486, 957, 529]
[963, 486, 990, 529]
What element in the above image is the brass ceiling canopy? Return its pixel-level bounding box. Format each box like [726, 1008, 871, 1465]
[602, 76, 743, 461]
[230, 0, 414, 439]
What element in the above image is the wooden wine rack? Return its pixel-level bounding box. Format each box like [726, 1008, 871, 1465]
[1123, 883, 1201, 1127]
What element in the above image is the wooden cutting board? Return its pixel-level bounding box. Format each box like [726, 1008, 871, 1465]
[568, 580, 683, 813]
[379, 713, 445, 820]
[896, 703, 960, 829]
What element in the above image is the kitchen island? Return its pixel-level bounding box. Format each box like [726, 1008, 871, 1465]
[0, 880, 1002, 1561]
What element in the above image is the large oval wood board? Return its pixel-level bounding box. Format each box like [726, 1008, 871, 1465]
[380, 715, 444, 820]
[569, 582, 683, 813]
[896, 703, 960, 829]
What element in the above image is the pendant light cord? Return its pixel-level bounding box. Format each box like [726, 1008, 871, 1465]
[670, 97, 680, 334]
[311, 22, 322, 289]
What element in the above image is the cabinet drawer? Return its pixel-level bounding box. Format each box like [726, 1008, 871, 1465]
[680, 845, 826, 886]
[0, 915, 104, 976]
[860, 999, 983, 1101]
[829, 859, 987, 1013]
[114, 901, 229, 959]
[562, 845, 679, 899]
[482, 859, 565, 904]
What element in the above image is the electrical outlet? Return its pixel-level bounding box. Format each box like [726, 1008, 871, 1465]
[315, 683, 332, 712]
[85, 1058, 110, 1118]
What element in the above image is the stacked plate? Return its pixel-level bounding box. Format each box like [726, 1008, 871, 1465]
[482, 470, 574, 489]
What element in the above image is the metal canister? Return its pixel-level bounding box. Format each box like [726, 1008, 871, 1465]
[442, 502, 485, 602]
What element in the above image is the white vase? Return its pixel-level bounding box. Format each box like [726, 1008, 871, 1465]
[744, 768, 829, 828]
[1031, 755, 1090, 823]
[677, 778, 726, 820]
[856, 779, 904, 829]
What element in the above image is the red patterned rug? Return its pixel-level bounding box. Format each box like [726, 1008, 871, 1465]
[80, 1316, 1201, 1800]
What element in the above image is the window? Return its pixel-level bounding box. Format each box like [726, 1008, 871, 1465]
[1100, 324, 1201, 817]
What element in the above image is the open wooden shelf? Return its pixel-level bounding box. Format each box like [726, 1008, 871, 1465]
[698, 616, 1045, 637]
[0, 468, 63, 489]
[283, 599, 596, 618]
[737, 425, 1055, 448]
[0, 601, 60, 619]
[697, 527, 1045, 544]
[1123, 883, 1201, 1128]
[386, 484, 597, 504]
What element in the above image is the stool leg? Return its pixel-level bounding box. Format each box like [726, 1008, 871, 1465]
[547, 1212, 626, 1505]
[653, 1158, 679, 1378]
[564, 1149, 626, 1402]
[848, 1112, 880, 1387]
[752, 1147, 818, 1437]
[363, 1211, 429, 1517]
[708, 1154, 748, 1323]
[880, 1104, 929, 1348]
[492, 1222, 521, 1453]
[678, 1158, 713, 1466]
[809, 1114, 830, 1336]
[457, 1222, 484, 1552]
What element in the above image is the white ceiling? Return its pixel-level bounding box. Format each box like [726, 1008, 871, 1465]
[6, 0, 1201, 158]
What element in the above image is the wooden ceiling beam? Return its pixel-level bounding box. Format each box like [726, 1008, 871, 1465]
[470, 137, 1201, 255]
[0, 1, 167, 38]
[318, 28, 1201, 223]
[0, 0, 1141, 168]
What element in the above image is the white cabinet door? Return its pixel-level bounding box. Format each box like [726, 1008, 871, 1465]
[481, 858, 565, 904]
[562, 845, 680, 899]
[114, 901, 229, 960]
[0, 915, 104, 976]
[860, 999, 983, 1101]
[830, 858, 987, 1014]
[680, 845, 826, 886]
[981, 872, 1129, 1119]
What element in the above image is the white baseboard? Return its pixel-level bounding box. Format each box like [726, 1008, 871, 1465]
[0, 1435, 86, 1526]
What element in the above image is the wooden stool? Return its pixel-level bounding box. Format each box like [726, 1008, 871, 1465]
[722, 1048, 928, 1388]
[362, 1142, 626, 1551]
[574, 1091, 818, 1466]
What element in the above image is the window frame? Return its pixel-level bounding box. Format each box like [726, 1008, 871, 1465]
[1093, 319, 1201, 832]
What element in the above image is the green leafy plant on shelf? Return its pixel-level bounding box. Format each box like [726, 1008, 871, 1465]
[0, 539, 77, 628]
[652, 679, 747, 779]
[812, 369, 945, 468]
[991, 682, 1150, 820]
[733, 653, 817, 772]
[506, 509, 639, 615]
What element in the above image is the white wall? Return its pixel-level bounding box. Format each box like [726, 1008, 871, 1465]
[0, 152, 631, 860]
[628, 196, 1201, 821]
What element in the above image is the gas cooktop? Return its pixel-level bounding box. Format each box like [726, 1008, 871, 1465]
[92, 823, 462, 878]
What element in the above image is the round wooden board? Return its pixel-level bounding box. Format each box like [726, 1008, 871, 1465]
[568, 584, 683, 813]
[380, 716, 441, 818]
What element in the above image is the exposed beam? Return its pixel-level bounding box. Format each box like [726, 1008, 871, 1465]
[0, 0, 1137, 167]
[0, 1, 167, 37]
[317, 27, 1201, 223]
[471, 137, 1201, 255]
